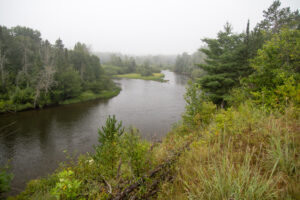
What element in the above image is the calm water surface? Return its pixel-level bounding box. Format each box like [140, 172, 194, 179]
[0, 70, 188, 194]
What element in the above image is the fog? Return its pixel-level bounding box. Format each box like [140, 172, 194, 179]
[0, 0, 299, 55]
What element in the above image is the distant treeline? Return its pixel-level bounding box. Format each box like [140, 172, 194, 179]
[100, 54, 163, 76]
[173, 51, 206, 78]
[94, 52, 176, 67]
[0, 26, 118, 112]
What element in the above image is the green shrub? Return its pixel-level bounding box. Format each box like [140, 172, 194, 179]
[251, 75, 300, 112]
[94, 115, 124, 178]
[0, 100, 14, 112]
[50, 170, 81, 200]
[120, 129, 151, 177]
[0, 166, 13, 199]
[183, 81, 216, 127]
[11, 87, 34, 104]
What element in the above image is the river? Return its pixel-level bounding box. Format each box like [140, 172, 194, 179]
[0, 70, 188, 195]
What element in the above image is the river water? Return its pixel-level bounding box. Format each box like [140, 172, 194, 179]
[0, 70, 188, 194]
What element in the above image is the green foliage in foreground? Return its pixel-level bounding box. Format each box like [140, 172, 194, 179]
[114, 73, 165, 81]
[50, 170, 81, 200]
[0, 165, 13, 199]
[11, 116, 152, 199]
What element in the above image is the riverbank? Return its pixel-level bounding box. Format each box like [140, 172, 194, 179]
[0, 87, 121, 114]
[8, 102, 300, 200]
[114, 73, 166, 82]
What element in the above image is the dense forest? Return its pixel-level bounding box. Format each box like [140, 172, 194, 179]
[1, 0, 300, 199]
[0, 27, 119, 113]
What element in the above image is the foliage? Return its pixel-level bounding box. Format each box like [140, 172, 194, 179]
[197, 23, 252, 104]
[50, 170, 81, 200]
[120, 129, 151, 177]
[0, 26, 118, 112]
[97, 115, 124, 146]
[183, 81, 216, 127]
[246, 28, 300, 111]
[158, 102, 300, 200]
[257, 0, 300, 34]
[94, 115, 124, 177]
[0, 165, 13, 198]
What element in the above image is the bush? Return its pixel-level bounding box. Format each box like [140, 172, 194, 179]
[120, 129, 151, 177]
[94, 115, 124, 178]
[51, 170, 81, 200]
[0, 165, 13, 199]
[251, 75, 300, 112]
[11, 87, 34, 104]
[183, 81, 216, 127]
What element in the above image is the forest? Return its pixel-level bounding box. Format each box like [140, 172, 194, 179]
[1, 0, 300, 199]
[0, 27, 119, 113]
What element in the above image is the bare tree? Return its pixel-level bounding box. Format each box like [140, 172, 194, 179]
[0, 49, 7, 88]
[33, 66, 56, 107]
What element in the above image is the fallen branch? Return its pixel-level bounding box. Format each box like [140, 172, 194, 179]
[111, 140, 192, 200]
[100, 175, 112, 194]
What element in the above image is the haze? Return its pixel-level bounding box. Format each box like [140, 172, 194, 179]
[1, 0, 299, 55]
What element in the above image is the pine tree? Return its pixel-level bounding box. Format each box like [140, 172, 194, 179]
[198, 23, 251, 105]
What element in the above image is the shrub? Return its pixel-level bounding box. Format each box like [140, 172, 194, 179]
[94, 115, 124, 178]
[183, 81, 216, 127]
[51, 170, 81, 200]
[120, 129, 151, 177]
[0, 166, 13, 199]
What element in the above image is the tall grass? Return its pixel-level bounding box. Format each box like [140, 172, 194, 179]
[158, 103, 300, 200]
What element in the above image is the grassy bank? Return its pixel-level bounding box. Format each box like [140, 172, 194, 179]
[0, 87, 121, 114]
[60, 88, 121, 105]
[114, 73, 165, 82]
[8, 101, 300, 200]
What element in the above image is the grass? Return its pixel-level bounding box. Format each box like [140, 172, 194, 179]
[60, 88, 121, 105]
[157, 103, 300, 200]
[114, 73, 165, 82]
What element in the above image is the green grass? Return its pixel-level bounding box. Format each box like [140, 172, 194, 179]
[60, 88, 121, 105]
[114, 73, 165, 82]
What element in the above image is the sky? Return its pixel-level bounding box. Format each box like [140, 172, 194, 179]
[0, 0, 299, 55]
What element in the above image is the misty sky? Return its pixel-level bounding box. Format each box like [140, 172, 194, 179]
[1, 0, 299, 55]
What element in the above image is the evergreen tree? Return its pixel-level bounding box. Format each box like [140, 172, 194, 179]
[198, 23, 251, 105]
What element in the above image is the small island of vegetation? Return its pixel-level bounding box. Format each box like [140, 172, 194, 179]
[114, 73, 165, 82]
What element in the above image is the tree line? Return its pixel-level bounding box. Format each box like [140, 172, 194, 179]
[0, 26, 117, 112]
[102, 54, 161, 76]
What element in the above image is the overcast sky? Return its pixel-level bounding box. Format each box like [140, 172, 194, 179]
[1, 0, 299, 55]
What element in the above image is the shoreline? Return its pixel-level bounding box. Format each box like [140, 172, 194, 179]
[0, 87, 121, 114]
